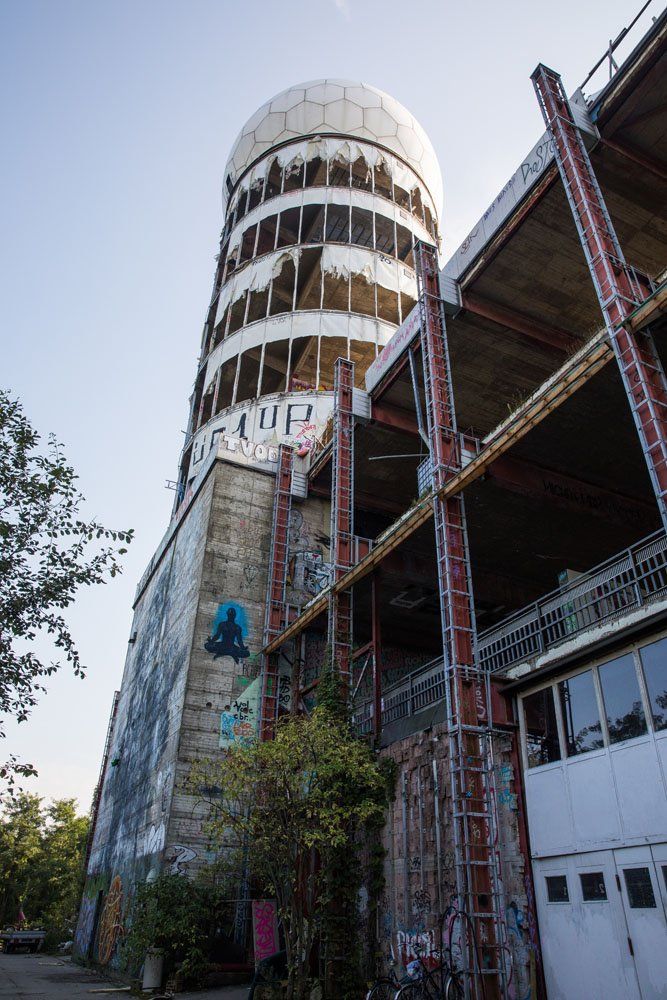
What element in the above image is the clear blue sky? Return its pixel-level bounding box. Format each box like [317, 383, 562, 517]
[1, 0, 658, 811]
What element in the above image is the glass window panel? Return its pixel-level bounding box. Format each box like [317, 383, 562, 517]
[295, 248, 322, 310]
[598, 653, 647, 744]
[277, 208, 301, 249]
[240, 224, 257, 263]
[328, 155, 350, 187]
[624, 868, 656, 908]
[558, 671, 604, 756]
[580, 872, 607, 901]
[523, 688, 561, 767]
[325, 204, 350, 243]
[305, 156, 327, 187]
[374, 160, 393, 200]
[545, 876, 569, 902]
[375, 215, 396, 256]
[350, 207, 374, 248]
[283, 159, 304, 192]
[639, 638, 667, 731]
[351, 155, 372, 192]
[265, 158, 282, 200]
[301, 204, 326, 244]
[256, 215, 278, 256]
[247, 178, 264, 212]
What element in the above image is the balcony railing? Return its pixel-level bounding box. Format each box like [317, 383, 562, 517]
[478, 530, 667, 674]
[352, 656, 446, 735]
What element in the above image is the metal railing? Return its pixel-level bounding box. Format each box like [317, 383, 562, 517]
[478, 530, 667, 673]
[352, 656, 446, 735]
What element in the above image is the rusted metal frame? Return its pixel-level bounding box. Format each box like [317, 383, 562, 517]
[328, 358, 355, 688]
[417, 241, 507, 999]
[591, 15, 667, 129]
[371, 573, 382, 742]
[264, 334, 614, 655]
[626, 280, 667, 332]
[599, 136, 667, 182]
[533, 63, 667, 533]
[260, 444, 294, 741]
[461, 290, 578, 352]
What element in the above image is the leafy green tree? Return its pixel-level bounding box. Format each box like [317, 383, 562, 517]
[191, 705, 389, 1000]
[0, 793, 88, 944]
[0, 390, 132, 795]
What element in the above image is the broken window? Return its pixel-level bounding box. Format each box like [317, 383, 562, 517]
[373, 160, 393, 200]
[374, 214, 396, 256]
[233, 188, 248, 226]
[277, 207, 301, 249]
[394, 181, 410, 211]
[283, 157, 305, 193]
[351, 155, 372, 192]
[200, 385, 214, 426]
[325, 204, 350, 243]
[301, 204, 326, 243]
[265, 158, 283, 200]
[639, 638, 667, 731]
[558, 671, 604, 756]
[247, 178, 265, 212]
[318, 336, 348, 387]
[349, 341, 376, 386]
[240, 224, 257, 264]
[376, 285, 399, 325]
[289, 335, 318, 390]
[305, 155, 327, 187]
[328, 155, 350, 187]
[269, 256, 296, 315]
[215, 359, 237, 413]
[411, 186, 425, 226]
[322, 267, 349, 312]
[261, 339, 290, 395]
[400, 292, 417, 323]
[396, 224, 414, 266]
[224, 245, 239, 280]
[424, 204, 436, 240]
[256, 214, 278, 257]
[523, 688, 561, 767]
[350, 207, 374, 248]
[598, 653, 647, 744]
[246, 286, 270, 325]
[295, 248, 323, 310]
[235, 348, 262, 405]
[227, 292, 248, 336]
[350, 270, 375, 317]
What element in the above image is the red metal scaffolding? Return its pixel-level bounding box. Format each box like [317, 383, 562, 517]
[260, 444, 294, 741]
[416, 241, 508, 1000]
[328, 357, 355, 689]
[533, 63, 667, 531]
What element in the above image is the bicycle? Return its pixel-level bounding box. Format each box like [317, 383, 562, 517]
[365, 961, 401, 999]
[393, 911, 465, 1000]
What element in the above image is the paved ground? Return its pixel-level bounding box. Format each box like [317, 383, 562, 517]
[0, 954, 251, 999]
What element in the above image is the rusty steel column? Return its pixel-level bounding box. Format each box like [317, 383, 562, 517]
[259, 444, 294, 741]
[328, 357, 355, 688]
[416, 241, 507, 1000]
[533, 63, 667, 532]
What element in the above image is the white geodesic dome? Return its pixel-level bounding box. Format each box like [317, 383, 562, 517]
[224, 79, 442, 215]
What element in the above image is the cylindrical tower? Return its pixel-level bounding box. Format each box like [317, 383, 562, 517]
[176, 79, 442, 505]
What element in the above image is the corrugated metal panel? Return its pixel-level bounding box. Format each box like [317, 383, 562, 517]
[291, 470, 308, 498]
[352, 388, 371, 422]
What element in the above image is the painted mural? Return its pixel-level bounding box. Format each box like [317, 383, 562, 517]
[220, 676, 261, 749]
[205, 601, 250, 663]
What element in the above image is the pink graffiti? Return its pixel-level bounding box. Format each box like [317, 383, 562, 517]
[252, 900, 279, 963]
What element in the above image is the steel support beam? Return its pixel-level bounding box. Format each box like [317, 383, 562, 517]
[328, 358, 355, 688]
[534, 63, 667, 532]
[462, 290, 578, 352]
[260, 444, 294, 741]
[600, 136, 667, 182]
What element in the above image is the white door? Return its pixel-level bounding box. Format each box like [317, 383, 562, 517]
[614, 846, 667, 999]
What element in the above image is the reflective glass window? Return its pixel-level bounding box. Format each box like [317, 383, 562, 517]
[639, 638, 667, 731]
[624, 868, 656, 908]
[580, 872, 607, 901]
[558, 671, 604, 756]
[546, 876, 569, 902]
[523, 688, 561, 767]
[598, 653, 647, 744]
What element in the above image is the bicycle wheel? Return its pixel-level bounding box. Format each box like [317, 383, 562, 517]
[445, 971, 464, 1000]
[366, 978, 397, 999]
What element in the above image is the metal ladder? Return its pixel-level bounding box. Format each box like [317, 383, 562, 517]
[533, 63, 667, 532]
[416, 242, 508, 1000]
[259, 444, 294, 741]
[328, 357, 355, 688]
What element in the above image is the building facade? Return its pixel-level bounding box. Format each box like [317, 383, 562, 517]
[76, 15, 667, 999]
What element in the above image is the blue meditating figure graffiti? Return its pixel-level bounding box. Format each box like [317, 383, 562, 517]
[205, 602, 251, 663]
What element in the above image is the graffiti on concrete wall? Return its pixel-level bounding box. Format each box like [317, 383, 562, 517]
[205, 601, 250, 663]
[220, 675, 261, 749]
[292, 549, 333, 597]
[97, 875, 124, 966]
[164, 844, 197, 875]
[497, 762, 517, 809]
[252, 900, 280, 964]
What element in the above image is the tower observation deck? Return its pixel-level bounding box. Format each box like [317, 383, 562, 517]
[175, 79, 442, 506]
